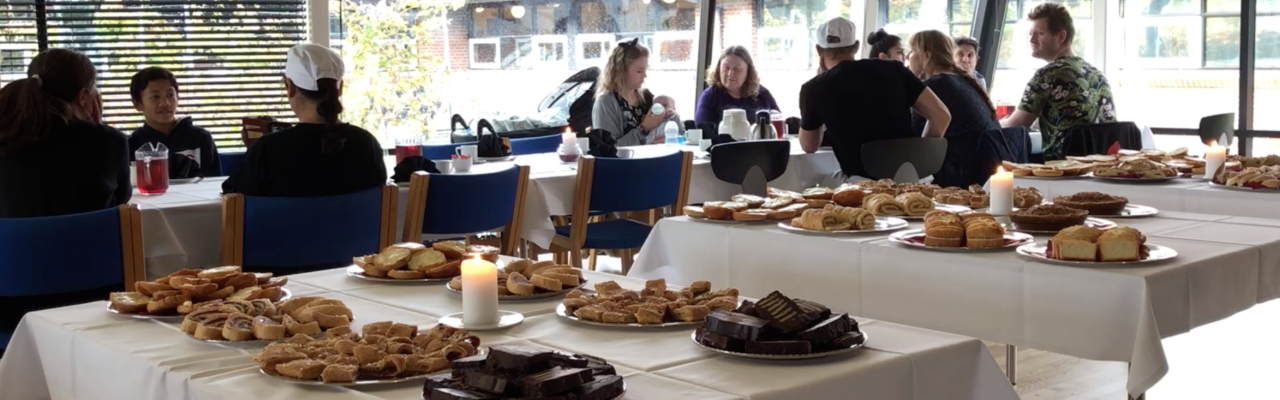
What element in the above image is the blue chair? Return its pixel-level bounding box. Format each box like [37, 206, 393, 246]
[401, 165, 530, 255]
[0, 205, 145, 350]
[219, 151, 247, 177]
[551, 151, 693, 272]
[221, 186, 398, 270]
[422, 142, 476, 161]
[508, 134, 562, 156]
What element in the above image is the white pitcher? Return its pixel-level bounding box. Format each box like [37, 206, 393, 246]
[719, 109, 751, 141]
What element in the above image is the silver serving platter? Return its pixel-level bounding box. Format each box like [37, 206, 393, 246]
[345, 265, 452, 283]
[1088, 204, 1159, 218]
[896, 204, 971, 220]
[690, 329, 867, 360]
[1005, 217, 1117, 234]
[1090, 174, 1179, 183]
[888, 229, 1034, 252]
[106, 287, 293, 320]
[421, 380, 625, 400]
[1209, 181, 1280, 193]
[264, 347, 488, 386]
[556, 303, 705, 329]
[776, 217, 908, 235]
[446, 279, 587, 301]
[686, 215, 779, 225]
[192, 330, 324, 348]
[1016, 242, 1178, 266]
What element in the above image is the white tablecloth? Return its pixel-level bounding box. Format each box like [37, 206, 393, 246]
[130, 143, 839, 279]
[0, 269, 1018, 400]
[628, 211, 1280, 398]
[1014, 176, 1280, 218]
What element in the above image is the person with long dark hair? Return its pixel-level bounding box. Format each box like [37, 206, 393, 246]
[0, 48, 131, 218]
[222, 43, 386, 197]
[907, 30, 998, 138]
[867, 29, 905, 62]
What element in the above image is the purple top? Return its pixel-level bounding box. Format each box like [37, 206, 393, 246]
[693, 85, 781, 126]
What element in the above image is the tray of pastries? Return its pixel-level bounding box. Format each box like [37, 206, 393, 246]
[889, 211, 1033, 251]
[692, 291, 865, 360]
[1005, 160, 1094, 179]
[447, 259, 586, 300]
[350, 241, 496, 283]
[684, 194, 812, 224]
[181, 296, 351, 347]
[778, 204, 908, 234]
[1017, 225, 1177, 266]
[108, 266, 290, 320]
[853, 179, 941, 198]
[556, 279, 738, 328]
[1051, 192, 1157, 218]
[864, 192, 969, 219]
[423, 344, 625, 400]
[935, 185, 1044, 209]
[1212, 165, 1280, 191]
[1092, 159, 1178, 182]
[256, 323, 481, 385]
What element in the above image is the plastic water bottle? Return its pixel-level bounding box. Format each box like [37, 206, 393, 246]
[664, 121, 681, 145]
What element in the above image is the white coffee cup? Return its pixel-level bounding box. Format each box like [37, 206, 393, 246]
[699, 140, 713, 152]
[456, 145, 478, 159]
[576, 138, 590, 153]
[686, 129, 701, 145]
[617, 148, 635, 159]
[129, 164, 138, 187]
[453, 157, 473, 173]
[433, 159, 453, 174]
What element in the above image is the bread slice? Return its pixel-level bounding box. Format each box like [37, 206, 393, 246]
[110, 292, 152, 314]
[147, 293, 191, 314]
[197, 266, 242, 281]
[530, 274, 563, 292]
[407, 249, 448, 272]
[373, 246, 411, 271]
[543, 272, 580, 288]
[223, 273, 259, 291]
[134, 281, 173, 297]
[424, 260, 462, 279]
[431, 241, 467, 259]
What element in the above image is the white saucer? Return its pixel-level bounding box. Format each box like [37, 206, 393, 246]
[438, 310, 525, 331]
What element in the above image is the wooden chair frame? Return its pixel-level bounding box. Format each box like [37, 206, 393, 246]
[220, 185, 398, 266]
[117, 204, 145, 290]
[551, 152, 693, 272]
[401, 166, 530, 256]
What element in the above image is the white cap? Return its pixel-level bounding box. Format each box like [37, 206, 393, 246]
[815, 17, 857, 49]
[285, 43, 344, 91]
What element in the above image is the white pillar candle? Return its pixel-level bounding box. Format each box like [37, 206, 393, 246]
[1204, 141, 1228, 181]
[989, 166, 1014, 216]
[461, 256, 499, 327]
[561, 128, 576, 145]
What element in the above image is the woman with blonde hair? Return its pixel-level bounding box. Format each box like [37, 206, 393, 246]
[906, 30, 998, 138]
[592, 39, 677, 146]
[694, 46, 780, 126]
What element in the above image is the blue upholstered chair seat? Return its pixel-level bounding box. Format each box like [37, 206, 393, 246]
[555, 219, 652, 250]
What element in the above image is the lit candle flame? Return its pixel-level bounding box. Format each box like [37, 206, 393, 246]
[1209, 140, 1218, 147]
[997, 166, 1005, 174]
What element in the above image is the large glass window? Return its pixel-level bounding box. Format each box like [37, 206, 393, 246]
[883, 0, 974, 43]
[334, 0, 701, 143]
[745, 0, 851, 116]
[989, 0, 1094, 112]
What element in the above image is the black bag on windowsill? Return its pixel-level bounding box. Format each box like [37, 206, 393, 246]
[391, 156, 442, 183]
[475, 119, 511, 158]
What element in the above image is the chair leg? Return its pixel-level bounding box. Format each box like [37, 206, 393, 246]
[619, 248, 634, 275]
[587, 249, 598, 271]
[569, 248, 583, 269]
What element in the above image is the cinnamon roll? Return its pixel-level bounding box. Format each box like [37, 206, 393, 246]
[181, 308, 228, 335]
[222, 313, 256, 342]
[864, 193, 906, 217]
[253, 316, 287, 340]
[194, 314, 231, 340]
[248, 299, 276, 317]
[790, 209, 852, 231]
[896, 192, 934, 217]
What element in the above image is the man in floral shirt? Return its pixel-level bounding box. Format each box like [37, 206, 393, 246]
[1000, 3, 1116, 160]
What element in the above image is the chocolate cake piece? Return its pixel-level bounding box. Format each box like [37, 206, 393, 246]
[572, 375, 625, 400]
[518, 367, 592, 397]
[754, 291, 814, 333]
[424, 373, 462, 399]
[463, 370, 522, 396]
[695, 328, 745, 352]
[581, 354, 616, 377]
[793, 298, 832, 320]
[450, 354, 489, 378]
[734, 300, 758, 317]
[818, 331, 865, 351]
[702, 309, 768, 341]
[744, 339, 812, 355]
[485, 344, 554, 376]
[796, 313, 853, 344]
[431, 388, 501, 400]
[550, 351, 589, 368]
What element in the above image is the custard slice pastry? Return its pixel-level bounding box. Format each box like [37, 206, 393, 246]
[221, 313, 256, 342]
[252, 315, 287, 340]
[896, 192, 934, 216]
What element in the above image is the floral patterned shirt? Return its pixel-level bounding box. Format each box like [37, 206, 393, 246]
[1018, 56, 1116, 160]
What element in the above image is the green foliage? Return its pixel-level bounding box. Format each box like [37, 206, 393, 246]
[335, 0, 464, 141]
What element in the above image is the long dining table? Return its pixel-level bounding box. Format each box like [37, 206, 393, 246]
[627, 209, 1280, 398]
[0, 267, 1020, 400]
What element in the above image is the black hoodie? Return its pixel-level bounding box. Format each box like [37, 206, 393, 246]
[128, 117, 221, 178]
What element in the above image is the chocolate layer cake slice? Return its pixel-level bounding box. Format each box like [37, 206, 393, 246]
[518, 367, 592, 397]
[485, 344, 553, 376]
[702, 309, 769, 341]
[573, 375, 625, 400]
[796, 313, 854, 344]
[754, 291, 815, 333]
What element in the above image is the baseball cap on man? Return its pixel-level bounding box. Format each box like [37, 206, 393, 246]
[816, 17, 858, 49]
[284, 43, 344, 91]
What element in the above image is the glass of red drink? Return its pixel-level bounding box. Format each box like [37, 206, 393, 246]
[770, 111, 786, 138]
[394, 137, 422, 164]
[996, 105, 1015, 120]
[134, 147, 170, 195]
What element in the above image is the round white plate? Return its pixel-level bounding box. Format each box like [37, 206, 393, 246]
[446, 280, 586, 301]
[690, 329, 867, 360]
[1015, 174, 1087, 180]
[1209, 181, 1280, 193]
[1091, 175, 1179, 183]
[106, 287, 293, 320]
[1005, 217, 1117, 234]
[776, 217, 908, 235]
[475, 155, 516, 163]
[896, 204, 971, 220]
[1016, 242, 1178, 266]
[438, 310, 525, 331]
[345, 265, 453, 283]
[556, 303, 704, 328]
[1089, 204, 1159, 218]
[888, 229, 1034, 252]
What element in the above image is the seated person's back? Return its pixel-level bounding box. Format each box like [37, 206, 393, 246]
[0, 49, 131, 218]
[912, 74, 998, 137]
[221, 43, 387, 197]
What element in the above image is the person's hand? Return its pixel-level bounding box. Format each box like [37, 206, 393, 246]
[640, 111, 666, 132]
[90, 91, 104, 123]
[817, 54, 827, 74]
